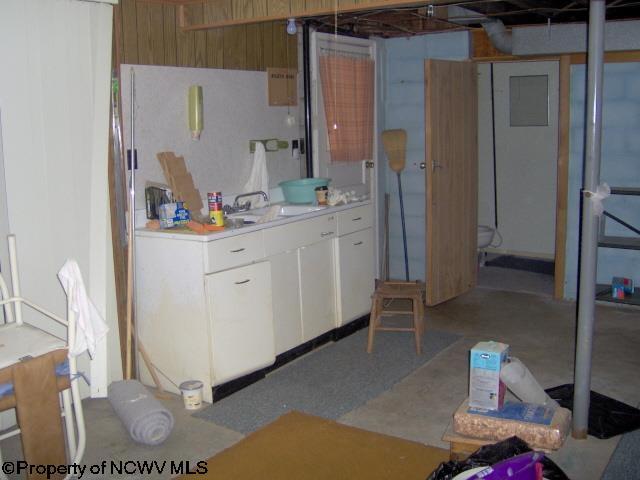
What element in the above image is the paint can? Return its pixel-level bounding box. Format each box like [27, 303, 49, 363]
[179, 380, 204, 410]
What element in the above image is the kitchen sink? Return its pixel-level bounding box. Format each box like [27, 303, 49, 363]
[226, 204, 328, 226]
[278, 205, 327, 216]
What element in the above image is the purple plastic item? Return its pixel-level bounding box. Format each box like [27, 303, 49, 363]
[466, 452, 544, 479]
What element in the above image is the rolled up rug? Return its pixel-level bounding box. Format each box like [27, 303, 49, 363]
[108, 380, 174, 445]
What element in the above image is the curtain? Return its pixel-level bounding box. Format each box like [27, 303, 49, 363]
[319, 55, 374, 162]
[0, 0, 115, 401]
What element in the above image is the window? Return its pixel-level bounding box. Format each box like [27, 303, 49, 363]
[509, 75, 549, 127]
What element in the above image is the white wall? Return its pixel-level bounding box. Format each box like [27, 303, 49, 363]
[0, 116, 10, 308]
[120, 65, 303, 212]
[564, 62, 640, 299]
[0, 0, 118, 397]
[513, 20, 640, 55]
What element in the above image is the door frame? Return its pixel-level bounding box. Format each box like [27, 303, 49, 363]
[309, 30, 380, 277]
[477, 56, 567, 299]
[478, 51, 640, 299]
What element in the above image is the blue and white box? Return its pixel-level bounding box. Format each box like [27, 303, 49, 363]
[469, 341, 510, 411]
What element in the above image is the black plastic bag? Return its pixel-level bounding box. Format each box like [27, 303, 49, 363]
[426, 436, 569, 480]
[545, 384, 640, 439]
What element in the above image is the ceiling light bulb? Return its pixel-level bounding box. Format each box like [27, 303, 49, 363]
[286, 18, 297, 35]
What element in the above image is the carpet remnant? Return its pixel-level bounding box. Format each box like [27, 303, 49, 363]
[601, 427, 640, 479]
[194, 329, 460, 433]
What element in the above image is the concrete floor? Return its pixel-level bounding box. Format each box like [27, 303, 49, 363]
[3, 285, 639, 479]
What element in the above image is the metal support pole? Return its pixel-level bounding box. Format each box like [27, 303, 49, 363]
[573, 0, 605, 439]
[302, 22, 314, 178]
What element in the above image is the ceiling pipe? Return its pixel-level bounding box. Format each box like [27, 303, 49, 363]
[481, 18, 513, 54]
[447, 6, 513, 54]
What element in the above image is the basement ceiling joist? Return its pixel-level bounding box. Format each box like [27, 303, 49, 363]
[160, 0, 640, 36]
[311, 0, 640, 38]
[169, 0, 453, 31]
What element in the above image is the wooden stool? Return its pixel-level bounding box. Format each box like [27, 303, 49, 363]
[366, 280, 425, 354]
[442, 423, 493, 461]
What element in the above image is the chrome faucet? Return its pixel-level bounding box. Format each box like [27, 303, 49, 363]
[230, 190, 269, 212]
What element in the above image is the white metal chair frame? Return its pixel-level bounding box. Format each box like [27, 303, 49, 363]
[0, 235, 86, 479]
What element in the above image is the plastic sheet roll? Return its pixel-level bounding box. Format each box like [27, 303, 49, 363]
[108, 380, 174, 446]
[500, 357, 558, 408]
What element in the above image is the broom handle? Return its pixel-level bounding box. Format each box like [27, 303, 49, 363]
[397, 172, 410, 281]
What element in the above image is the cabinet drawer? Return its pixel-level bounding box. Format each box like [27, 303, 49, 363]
[264, 214, 337, 255]
[337, 205, 373, 236]
[205, 230, 265, 273]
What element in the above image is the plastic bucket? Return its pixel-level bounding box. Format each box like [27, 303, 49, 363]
[279, 178, 331, 204]
[179, 380, 204, 410]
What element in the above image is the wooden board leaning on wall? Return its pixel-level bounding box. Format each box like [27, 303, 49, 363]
[114, 0, 298, 71]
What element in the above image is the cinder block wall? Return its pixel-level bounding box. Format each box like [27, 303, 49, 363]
[565, 62, 640, 299]
[381, 32, 469, 281]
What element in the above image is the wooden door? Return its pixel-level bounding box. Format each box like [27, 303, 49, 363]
[425, 59, 478, 306]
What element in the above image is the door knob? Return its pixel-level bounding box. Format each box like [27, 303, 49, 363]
[419, 162, 426, 170]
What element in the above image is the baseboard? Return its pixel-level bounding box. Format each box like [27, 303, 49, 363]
[210, 314, 370, 403]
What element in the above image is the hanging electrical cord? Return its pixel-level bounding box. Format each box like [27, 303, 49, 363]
[490, 63, 498, 231]
[332, 0, 338, 131]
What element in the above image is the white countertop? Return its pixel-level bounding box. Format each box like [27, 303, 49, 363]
[135, 200, 371, 242]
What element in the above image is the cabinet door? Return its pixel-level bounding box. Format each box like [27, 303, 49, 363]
[337, 228, 375, 325]
[206, 261, 275, 384]
[270, 250, 303, 355]
[299, 239, 336, 341]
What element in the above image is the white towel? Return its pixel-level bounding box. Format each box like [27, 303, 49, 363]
[242, 141, 269, 208]
[57, 259, 109, 358]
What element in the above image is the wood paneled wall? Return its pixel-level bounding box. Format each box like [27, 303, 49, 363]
[114, 0, 298, 71]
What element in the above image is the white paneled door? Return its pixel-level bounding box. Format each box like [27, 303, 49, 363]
[482, 61, 560, 259]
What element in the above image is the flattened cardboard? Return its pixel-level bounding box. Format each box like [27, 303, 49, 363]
[156, 153, 204, 213]
[183, 411, 449, 480]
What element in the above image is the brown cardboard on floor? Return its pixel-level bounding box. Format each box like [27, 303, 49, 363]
[184, 411, 449, 480]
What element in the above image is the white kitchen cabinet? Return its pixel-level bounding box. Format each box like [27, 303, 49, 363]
[336, 204, 374, 236]
[265, 212, 337, 345]
[270, 250, 303, 354]
[136, 201, 373, 402]
[205, 261, 275, 384]
[299, 239, 336, 341]
[336, 228, 375, 325]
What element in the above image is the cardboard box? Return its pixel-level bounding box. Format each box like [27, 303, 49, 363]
[612, 276, 634, 298]
[469, 341, 509, 411]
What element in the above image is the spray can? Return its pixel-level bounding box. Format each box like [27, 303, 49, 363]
[208, 192, 224, 227]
